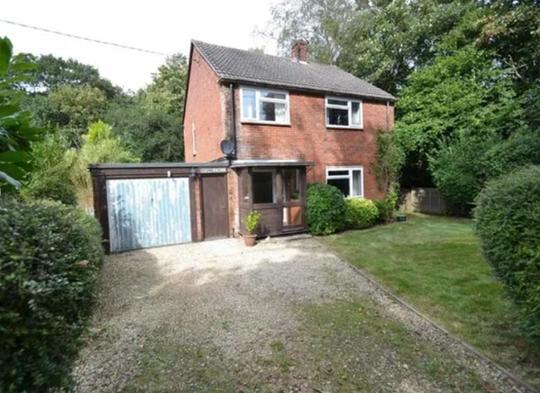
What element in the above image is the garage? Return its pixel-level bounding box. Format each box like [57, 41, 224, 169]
[90, 162, 229, 253]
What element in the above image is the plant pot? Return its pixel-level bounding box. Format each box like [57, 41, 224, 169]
[396, 214, 407, 222]
[243, 234, 257, 247]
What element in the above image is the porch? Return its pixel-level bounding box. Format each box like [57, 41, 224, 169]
[231, 160, 313, 237]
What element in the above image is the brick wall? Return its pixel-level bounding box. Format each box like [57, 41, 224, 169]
[235, 91, 394, 200]
[183, 47, 226, 162]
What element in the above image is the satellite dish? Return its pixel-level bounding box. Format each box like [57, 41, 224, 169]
[220, 139, 235, 157]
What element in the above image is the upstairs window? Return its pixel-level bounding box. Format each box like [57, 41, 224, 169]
[241, 87, 289, 124]
[325, 97, 363, 128]
[326, 166, 363, 197]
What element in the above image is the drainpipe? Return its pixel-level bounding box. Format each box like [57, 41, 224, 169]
[385, 101, 390, 130]
[229, 83, 237, 161]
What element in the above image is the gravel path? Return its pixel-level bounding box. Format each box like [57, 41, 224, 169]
[73, 237, 533, 393]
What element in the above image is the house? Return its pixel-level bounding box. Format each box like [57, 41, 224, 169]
[183, 39, 395, 238]
[90, 39, 395, 253]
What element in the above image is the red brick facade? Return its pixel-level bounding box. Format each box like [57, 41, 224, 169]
[184, 47, 395, 203]
[183, 47, 227, 162]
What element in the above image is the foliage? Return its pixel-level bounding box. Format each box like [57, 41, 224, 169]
[0, 37, 40, 189]
[266, 0, 476, 94]
[264, 0, 356, 64]
[306, 183, 346, 235]
[344, 198, 378, 229]
[475, 165, 540, 340]
[374, 190, 398, 224]
[429, 136, 490, 214]
[0, 197, 103, 392]
[22, 54, 120, 98]
[431, 131, 540, 213]
[105, 98, 183, 162]
[373, 130, 403, 192]
[22, 134, 76, 205]
[145, 53, 188, 114]
[244, 210, 262, 234]
[65, 121, 139, 208]
[25, 85, 108, 147]
[395, 46, 524, 187]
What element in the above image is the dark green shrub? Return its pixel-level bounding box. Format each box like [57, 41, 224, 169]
[23, 164, 77, 205]
[374, 190, 398, 223]
[306, 183, 346, 235]
[344, 198, 379, 229]
[475, 166, 540, 340]
[0, 198, 103, 392]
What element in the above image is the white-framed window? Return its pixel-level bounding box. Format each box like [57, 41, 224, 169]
[240, 86, 290, 124]
[326, 166, 364, 197]
[325, 97, 363, 129]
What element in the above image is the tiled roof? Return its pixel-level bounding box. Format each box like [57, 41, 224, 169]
[192, 40, 395, 101]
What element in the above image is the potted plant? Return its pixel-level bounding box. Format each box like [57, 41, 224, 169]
[243, 210, 262, 247]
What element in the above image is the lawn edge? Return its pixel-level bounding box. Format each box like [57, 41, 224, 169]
[321, 239, 539, 393]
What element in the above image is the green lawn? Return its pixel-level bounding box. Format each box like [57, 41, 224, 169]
[322, 214, 540, 388]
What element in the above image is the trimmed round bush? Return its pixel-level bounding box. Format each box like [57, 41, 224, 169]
[306, 183, 346, 235]
[345, 198, 379, 229]
[0, 198, 103, 392]
[474, 165, 540, 340]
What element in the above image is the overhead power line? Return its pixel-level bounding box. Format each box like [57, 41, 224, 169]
[0, 18, 169, 56]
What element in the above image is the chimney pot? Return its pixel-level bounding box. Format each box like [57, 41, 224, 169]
[291, 39, 309, 63]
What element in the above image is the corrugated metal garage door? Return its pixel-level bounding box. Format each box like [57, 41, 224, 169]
[106, 178, 192, 252]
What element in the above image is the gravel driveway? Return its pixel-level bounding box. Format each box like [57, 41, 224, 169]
[73, 237, 523, 393]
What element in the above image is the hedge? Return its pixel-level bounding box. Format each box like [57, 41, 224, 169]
[306, 183, 346, 235]
[474, 165, 540, 340]
[345, 198, 379, 229]
[0, 198, 103, 392]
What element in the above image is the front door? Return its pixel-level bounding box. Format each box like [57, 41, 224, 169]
[202, 175, 229, 239]
[281, 168, 304, 230]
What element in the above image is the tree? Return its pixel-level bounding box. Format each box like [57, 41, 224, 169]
[145, 53, 188, 115]
[0, 37, 40, 189]
[24, 85, 109, 147]
[104, 53, 187, 162]
[394, 46, 524, 189]
[22, 54, 120, 98]
[266, 0, 477, 94]
[65, 121, 139, 208]
[105, 98, 183, 162]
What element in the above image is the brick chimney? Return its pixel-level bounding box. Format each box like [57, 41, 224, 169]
[291, 39, 309, 63]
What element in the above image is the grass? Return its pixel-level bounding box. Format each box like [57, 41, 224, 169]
[321, 214, 540, 387]
[298, 299, 488, 392]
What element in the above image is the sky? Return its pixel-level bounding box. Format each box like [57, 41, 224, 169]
[2, 0, 279, 91]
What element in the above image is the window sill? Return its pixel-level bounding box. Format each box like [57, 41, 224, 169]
[326, 125, 363, 131]
[241, 120, 291, 127]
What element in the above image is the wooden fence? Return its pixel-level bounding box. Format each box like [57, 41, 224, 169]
[400, 187, 447, 215]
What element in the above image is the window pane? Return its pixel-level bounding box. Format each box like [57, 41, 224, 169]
[351, 102, 361, 126]
[328, 178, 350, 197]
[327, 98, 348, 106]
[327, 107, 349, 126]
[260, 102, 286, 122]
[328, 170, 349, 177]
[352, 170, 362, 196]
[283, 206, 303, 226]
[252, 172, 274, 204]
[283, 169, 300, 202]
[261, 91, 286, 99]
[242, 89, 256, 119]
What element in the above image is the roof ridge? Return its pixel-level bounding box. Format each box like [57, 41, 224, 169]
[191, 39, 333, 68]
